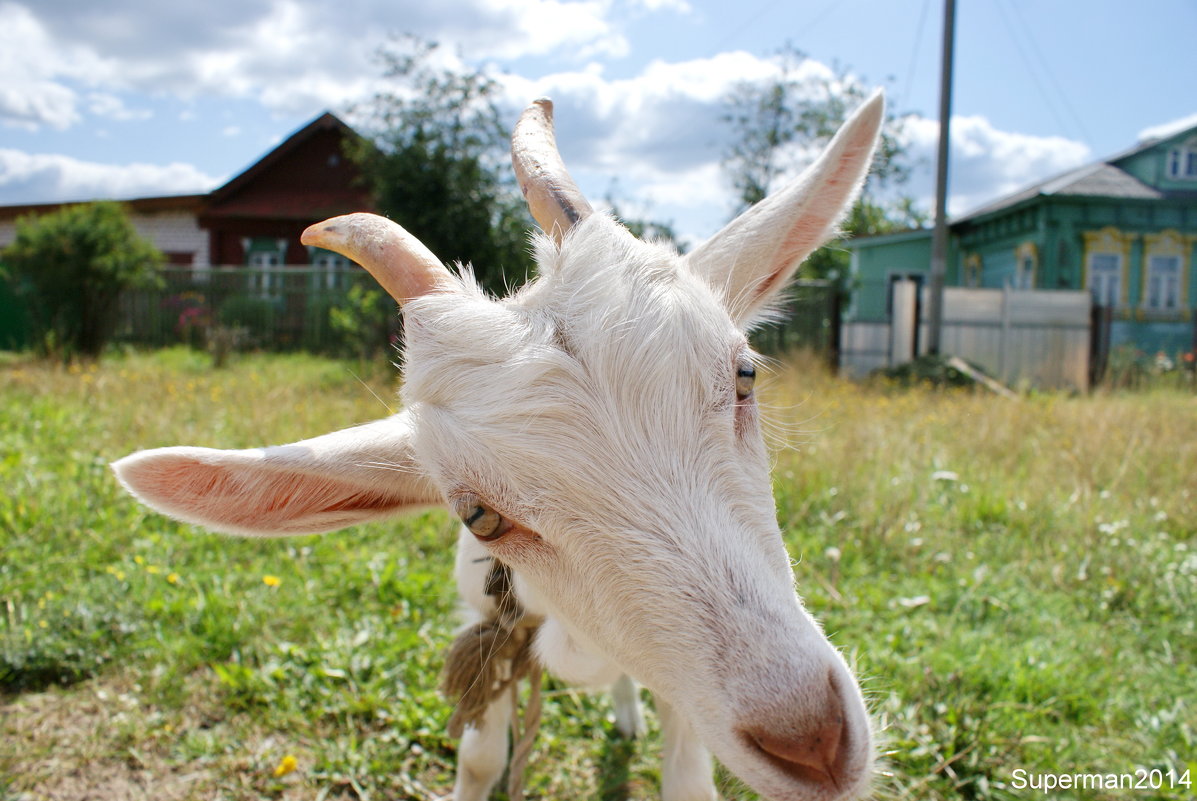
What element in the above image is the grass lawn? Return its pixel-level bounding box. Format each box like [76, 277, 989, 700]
[1, 348, 1194, 800]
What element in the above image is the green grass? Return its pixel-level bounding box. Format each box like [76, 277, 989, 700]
[1, 348, 1194, 800]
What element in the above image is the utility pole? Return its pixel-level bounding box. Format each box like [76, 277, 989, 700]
[927, 0, 955, 355]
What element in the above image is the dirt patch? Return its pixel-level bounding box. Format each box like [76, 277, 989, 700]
[0, 675, 310, 801]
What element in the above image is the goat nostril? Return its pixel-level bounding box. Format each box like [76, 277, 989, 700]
[741, 720, 845, 789]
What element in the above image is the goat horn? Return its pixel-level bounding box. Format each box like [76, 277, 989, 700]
[511, 98, 593, 244]
[301, 213, 454, 305]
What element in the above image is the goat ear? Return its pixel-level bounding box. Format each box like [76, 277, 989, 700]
[111, 412, 442, 537]
[686, 90, 884, 328]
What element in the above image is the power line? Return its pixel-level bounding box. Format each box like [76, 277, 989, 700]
[994, 0, 1091, 143]
[1004, 0, 1091, 142]
[708, 0, 849, 58]
[902, 0, 934, 109]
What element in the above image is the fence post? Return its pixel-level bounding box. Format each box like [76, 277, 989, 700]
[1000, 283, 1011, 383]
[1089, 303, 1111, 388]
[890, 279, 917, 366]
[828, 286, 842, 374]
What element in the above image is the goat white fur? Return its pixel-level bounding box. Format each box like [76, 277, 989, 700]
[112, 93, 885, 801]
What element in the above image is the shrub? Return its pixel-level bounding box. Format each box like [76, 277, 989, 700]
[2, 202, 163, 359]
[217, 294, 277, 344]
[329, 283, 395, 361]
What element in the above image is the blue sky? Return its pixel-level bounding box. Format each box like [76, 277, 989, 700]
[2, 0, 1195, 246]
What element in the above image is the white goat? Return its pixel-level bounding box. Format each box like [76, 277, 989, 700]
[112, 93, 885, 801]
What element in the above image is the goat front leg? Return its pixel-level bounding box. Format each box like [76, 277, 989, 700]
[451, 691, 513, 801]
[612, 673, 645, 739]
[657, 696, 718, 801]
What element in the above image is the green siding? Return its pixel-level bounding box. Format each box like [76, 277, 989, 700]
[981, 248, 1016, 287]
[845, 126, 1197, 361]
[1114, 129, 1197, 194]
[847, 231, 932, 322]
[1115, 147, 1163, 187]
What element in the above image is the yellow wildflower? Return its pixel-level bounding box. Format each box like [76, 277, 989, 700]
[273, 754, 298, 777]
[262, 575, 281, 588]
[167, 572, 180, 585]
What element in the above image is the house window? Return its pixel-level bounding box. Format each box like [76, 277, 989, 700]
[248, 251, 281, 268]
[963, 254, 982, 287]
[1167, 138, 1197, 180]
[1087, 253, 1121, 307]
[1083, 227, 1134, 308]
[1014, 243, 1037, 289]
[1144, 255, 1181, 311]
[243, 237, 288, 300]
[309, 248, 354, 290]
[1142, 229, 1190, 315]
[1016, 256, 1034, 288]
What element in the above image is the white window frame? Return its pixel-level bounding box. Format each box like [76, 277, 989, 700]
[1083, 228, 1134, 309]
[1013, 242, 1037, 290]
[245, 237, 287, 301]
[1087, 252, 1122, 307]
[1143, 254, 1181, 312]
[1167, 138, 1197, 181]
[310, 250, 354, 290]
[963, 254, 982, 288]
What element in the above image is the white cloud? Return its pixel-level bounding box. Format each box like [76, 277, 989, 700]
[0, 149, 219, 205]
[0, 1, 1102, 242]
[492, 50, 867, 241]
[1138, 112, 1197, 144]
[500, 51, 793, 169]
[900, 114, 1091, 217]
[87, 93, 153, 122]
[0, 0, 638, 129]
[631, 0, 692, 12]
[0, 2, 83, 129]
[471, 0, 628, 60]
[490, 54, 751, 240]
[497, 55, 1095, 240]
[0, 82, 79, 131]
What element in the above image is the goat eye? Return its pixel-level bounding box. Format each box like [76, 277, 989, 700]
[453, 496, 505, 541]
[735, 361, 756, 400]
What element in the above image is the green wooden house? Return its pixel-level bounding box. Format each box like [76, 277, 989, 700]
[846, 121, 1197, 358]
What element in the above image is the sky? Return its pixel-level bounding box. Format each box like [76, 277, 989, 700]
[2, 0, 1196, 248]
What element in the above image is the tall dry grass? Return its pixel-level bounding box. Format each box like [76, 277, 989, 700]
[1, 348, 1193, 800]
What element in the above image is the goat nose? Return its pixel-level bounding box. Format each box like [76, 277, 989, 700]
[736, 670, 855, 790]
[742, 721, 844, 788]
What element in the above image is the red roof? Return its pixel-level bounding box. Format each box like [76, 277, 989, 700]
[0, 112, 375, 225]
[0, 193, 207, 222]
[202, 112, 374, 221]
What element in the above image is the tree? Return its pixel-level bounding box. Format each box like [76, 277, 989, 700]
[346, 36, 534, 295]
[721, 46, 927, 287]
[3, 202, 163, 359]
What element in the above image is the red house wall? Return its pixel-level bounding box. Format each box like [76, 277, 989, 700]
[199, 120, 374, 266]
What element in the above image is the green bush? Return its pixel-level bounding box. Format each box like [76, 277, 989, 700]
[2, 202, 163, 359]
[329, 284, 395, 361]
[218, 294, 278, 344]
